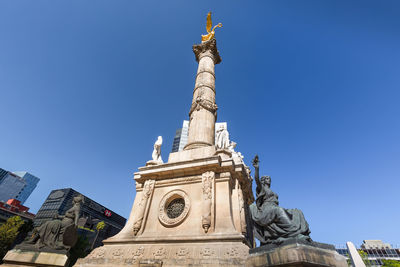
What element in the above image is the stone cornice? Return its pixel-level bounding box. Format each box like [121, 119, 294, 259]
[193, 39, 221, 64]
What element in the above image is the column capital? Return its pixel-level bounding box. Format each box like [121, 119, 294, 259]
[193, 39, 221, 64]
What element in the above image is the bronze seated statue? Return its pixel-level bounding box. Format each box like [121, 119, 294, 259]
[249, 156, 312, 246]
[26, 195, 83, 250]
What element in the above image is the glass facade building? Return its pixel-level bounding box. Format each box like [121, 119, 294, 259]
[13, 171, 40, 204]
[0, 168, 26, 203]
[336, 240, 400, 266]
[171, 120, 227, 152]
[171, 120, 189, 152]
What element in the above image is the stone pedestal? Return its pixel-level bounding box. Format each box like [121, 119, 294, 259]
[246, 240, 348, 267]
[75, 155, 254, 267]
[3, 248, 69, 267]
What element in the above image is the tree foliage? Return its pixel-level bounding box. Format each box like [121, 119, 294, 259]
[0, 216, 27, 261]
[358, 250, 372, 266]
[96, 221, 106, 232]
[91, 221, 106, 250]
[382, 260, 400, 267]
[68, 235, 91, 267]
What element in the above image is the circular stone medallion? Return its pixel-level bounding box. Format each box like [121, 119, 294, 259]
[158, 190, 190, 227]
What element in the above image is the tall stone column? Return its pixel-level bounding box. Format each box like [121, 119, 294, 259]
[184, 39, 221, 150]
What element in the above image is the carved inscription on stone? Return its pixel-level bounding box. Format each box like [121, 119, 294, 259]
[133, 179, 155, 235]
[201, 171, 215, 233]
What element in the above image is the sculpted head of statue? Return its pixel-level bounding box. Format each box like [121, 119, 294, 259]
[260, 176, 271, 187]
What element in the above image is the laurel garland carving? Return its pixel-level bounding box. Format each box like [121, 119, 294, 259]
[189, 96, 218, 118]
[133, 179, 155, 235]
[201, 171, 214, 233]
[238, 183, 247, 235]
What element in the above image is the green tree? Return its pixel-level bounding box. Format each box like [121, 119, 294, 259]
[358, 250, 372, 266]
[91, 221, 106, 250]
[0, 216, 26, 261]
[382, 260, 400, 267]
[68, 235, 91, 267]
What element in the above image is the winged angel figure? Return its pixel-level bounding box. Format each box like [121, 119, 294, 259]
[201, 12, 222, 42]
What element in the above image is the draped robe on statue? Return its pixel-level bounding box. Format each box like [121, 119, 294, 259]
[250, 184, 311, 245]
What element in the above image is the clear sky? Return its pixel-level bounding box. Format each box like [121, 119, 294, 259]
[1, 1, 399, 247]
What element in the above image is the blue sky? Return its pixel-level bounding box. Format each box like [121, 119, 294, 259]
[1, 1, 399, 247]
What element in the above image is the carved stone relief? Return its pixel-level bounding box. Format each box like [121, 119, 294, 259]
[238, 183, 247, 235]
[201, 171, 215, 233]
[189, 97, 218, 118]
[133, 179, 155, 235]
[89, 247, 106, 259]
[129, 246, 145, 262]
[152, 247, 167, 259]
[176, 247, 190, 258]
[158, 190, 190, 227]
[200, 247, 216, 258]
[111, 248, 124, 259]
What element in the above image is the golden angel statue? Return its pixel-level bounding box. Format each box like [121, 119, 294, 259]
[201, 12, 222, 42]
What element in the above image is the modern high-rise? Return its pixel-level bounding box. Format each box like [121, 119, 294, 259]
[336, 240, 400, 266]
[13, 171, 40, 204]
[171, 120, 227, 152]
[171, 120, 189, 152]
[0, 168, 27, 203]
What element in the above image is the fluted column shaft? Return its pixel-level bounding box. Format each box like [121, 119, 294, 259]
[184, 39, 221, 150]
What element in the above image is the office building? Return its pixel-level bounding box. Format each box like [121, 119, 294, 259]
[171, 120, 189, 152]
[34, 188, 126, 248]
[336, 240, 400, 266]
[13, 171, 40, 204]
[0, 168, 39, 204]
[0, 198, 35, 223]
[0, 168, 27, 203]
[171, 120, 227, 152]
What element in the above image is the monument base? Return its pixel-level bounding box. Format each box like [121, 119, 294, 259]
[246, 240, 347, 267]
[3, 248, 69, 267]
[75, 241, 249, 267]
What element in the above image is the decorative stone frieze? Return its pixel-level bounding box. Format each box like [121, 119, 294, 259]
[152, 247, 168, 259]
[200, 247, 216, 258]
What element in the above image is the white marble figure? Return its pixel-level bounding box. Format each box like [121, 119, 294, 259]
[151, 136, 163, 164]
[228, 141, 244, 160]
[215, 125, 230, 150]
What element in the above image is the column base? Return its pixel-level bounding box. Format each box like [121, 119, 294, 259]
[183, 141, 213, 151]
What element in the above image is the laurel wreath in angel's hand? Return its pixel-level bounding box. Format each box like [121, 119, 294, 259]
[201, 12, 222, 42]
